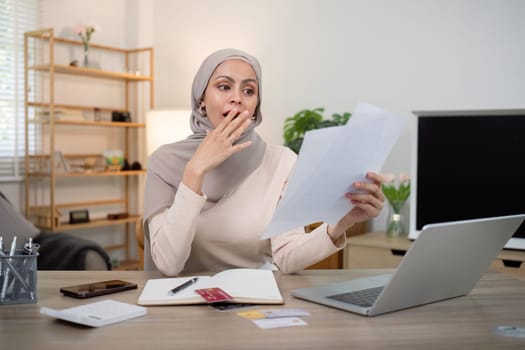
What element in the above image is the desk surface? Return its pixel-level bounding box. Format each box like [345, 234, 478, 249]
[1, 270, 525, 349]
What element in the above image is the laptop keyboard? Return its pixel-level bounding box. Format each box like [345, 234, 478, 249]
[327, 286, 384, 307]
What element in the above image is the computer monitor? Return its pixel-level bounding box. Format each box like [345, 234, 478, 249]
[409, 109, 525, 249]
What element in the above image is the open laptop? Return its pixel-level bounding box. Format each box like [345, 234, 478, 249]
[291, 214, 525, 316]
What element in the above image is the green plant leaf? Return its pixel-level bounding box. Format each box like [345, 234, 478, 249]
[283, 107, 351, 153]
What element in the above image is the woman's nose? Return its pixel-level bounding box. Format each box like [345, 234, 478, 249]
[229, 90, 242, 105]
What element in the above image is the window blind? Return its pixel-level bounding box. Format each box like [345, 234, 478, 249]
[0, 0, 40, 181]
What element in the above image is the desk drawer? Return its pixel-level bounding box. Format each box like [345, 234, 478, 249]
[345, 245, 405, 269]
[489, 259, 525, 281]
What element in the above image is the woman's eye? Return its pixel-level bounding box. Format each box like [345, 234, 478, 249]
[218, 84, 230, 91]
[243, 88, 255, 96]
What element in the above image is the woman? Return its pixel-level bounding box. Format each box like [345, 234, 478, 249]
[143, 48, 384, 276]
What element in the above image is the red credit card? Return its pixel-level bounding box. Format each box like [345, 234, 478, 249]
[194, 287, 233, 303]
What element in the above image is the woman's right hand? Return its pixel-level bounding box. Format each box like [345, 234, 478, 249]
[182, 108, 253, 194]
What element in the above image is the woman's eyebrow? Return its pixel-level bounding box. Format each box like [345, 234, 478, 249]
[214, 75, 257, 85]
[214, 75, 234, 82]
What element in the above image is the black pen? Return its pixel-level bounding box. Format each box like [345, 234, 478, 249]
[168, 277, 198, 296]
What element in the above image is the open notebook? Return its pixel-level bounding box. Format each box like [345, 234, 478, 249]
[138, 268, 283, 306]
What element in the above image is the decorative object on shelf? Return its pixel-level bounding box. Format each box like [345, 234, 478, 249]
[127, 67, 141, 76]
[94, 108, 101, 121]
[107, 212, 129, 220]
[83, 157, 98, 173]
[64, 155, 104, 173]
[74, 24, 98, 69]
[82, 108, 109, 122]
[54, 151, 69, 173]
[111, 111, 131, 122]
[283, 107, 351, 154]
[36, 208, 61, 228]
[103, 150, 124, 171]
[382, 173, 411, 237]
[121, 159, 130, 171]
[130, 161, 142, 171]
[69, 209, 90, 224]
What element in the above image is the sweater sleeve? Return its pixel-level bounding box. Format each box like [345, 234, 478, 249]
[271, 223, 346, 274]
[148, 182, 207, 276]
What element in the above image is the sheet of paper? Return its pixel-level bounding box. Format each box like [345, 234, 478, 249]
[40, 300, 147, 327]
[261, 103, 403, 239]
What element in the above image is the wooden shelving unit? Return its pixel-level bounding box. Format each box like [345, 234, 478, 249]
[23, 28, 154, 270]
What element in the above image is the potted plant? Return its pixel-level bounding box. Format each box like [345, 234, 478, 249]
[283, 107, 351, 154]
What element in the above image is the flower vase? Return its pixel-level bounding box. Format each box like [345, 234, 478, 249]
[386, 200, 406, 237]
[82, 45, 90, 68]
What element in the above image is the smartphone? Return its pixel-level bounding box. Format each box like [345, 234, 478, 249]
[60, 280, 138, 299]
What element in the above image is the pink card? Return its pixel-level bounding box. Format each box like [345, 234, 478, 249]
[194, 287, 233, 303]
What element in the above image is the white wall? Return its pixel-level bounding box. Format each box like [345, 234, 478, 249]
[153, 0, 525, 230]
[4, 0, 524, 235]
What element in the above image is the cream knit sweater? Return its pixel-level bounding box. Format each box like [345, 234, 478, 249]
[146, 144, 345, 276]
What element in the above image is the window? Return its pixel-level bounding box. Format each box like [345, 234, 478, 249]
[0, 0, 40, 180]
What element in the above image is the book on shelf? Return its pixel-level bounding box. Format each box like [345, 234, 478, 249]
[137, 268, 283, 306]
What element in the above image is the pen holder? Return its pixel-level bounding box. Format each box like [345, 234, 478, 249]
[0, 250, 38, 305]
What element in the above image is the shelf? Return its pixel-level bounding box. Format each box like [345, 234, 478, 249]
[113, 259, 141, 271]
[55, 119, 145, 127]
[26, 30, 152, 55]
[105, 243, 126, 251]
[29, 118, 145, 128]
[28, 101, 128, 113]
[29, 199, 126, 212]
[55, 199, 127, 209]
[29, 64, 153, 81]
[36, 215, 142, 232]
[28, 170, 146, 177]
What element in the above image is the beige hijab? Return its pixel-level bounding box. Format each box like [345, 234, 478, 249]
[143, 49, 267, 227]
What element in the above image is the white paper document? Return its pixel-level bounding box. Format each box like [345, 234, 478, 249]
[261, 103, 403, 239]
[40, 299, 147, 327]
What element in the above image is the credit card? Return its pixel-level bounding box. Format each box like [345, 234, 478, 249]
[194, 287, 233, 303]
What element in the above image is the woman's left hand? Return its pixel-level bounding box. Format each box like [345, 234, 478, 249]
[327, 172, 385, 241]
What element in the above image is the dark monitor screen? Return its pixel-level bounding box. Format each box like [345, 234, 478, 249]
[410, 111, 525, 248]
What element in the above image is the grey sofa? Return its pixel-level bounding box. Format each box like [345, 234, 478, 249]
[0, 191, 110, 270]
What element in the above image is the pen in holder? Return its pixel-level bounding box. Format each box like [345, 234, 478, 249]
[0, 248, 38, 305]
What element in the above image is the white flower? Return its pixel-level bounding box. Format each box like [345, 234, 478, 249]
[382, 173, 395, 184]
[73, 24, 100, 49]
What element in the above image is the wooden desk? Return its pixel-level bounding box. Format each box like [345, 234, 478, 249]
[1, 270, 525, 349]
[345, 232, 525, 280]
